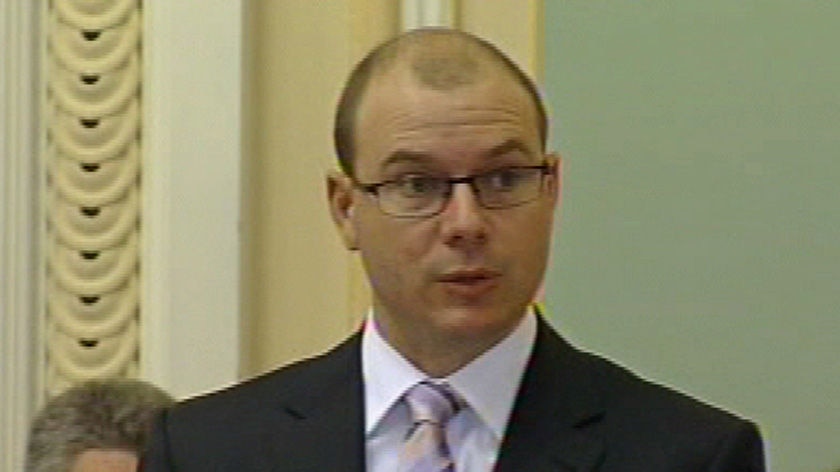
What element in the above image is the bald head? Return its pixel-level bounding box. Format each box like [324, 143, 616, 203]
[334, 28, 548, 176]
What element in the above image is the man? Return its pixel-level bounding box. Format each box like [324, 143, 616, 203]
[141, 28, 765, 471]
[26, 378, 173, 472]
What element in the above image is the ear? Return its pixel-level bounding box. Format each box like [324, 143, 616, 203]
[327, 170, 359, 250]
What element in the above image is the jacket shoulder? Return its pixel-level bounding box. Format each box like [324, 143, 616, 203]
[580, 349, 764, 470]
[164, 333, 361, 434]
[583, 350, 748, 428]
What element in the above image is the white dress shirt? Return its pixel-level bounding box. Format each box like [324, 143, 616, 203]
[362, 309, 537, 472]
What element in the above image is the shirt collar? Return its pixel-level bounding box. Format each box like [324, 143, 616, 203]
[362, 312, 426, 435]
[362, 308, 537, 440]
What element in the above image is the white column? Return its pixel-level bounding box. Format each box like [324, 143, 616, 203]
[401, 0, 457, 30]
[0, 2, 42, 469]
[141, 0, 245, 399]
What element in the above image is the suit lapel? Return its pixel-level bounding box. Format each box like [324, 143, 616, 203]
[253, 318, 606, 471]
[261, 334, 366, 472]
[494, 317, 606, 472]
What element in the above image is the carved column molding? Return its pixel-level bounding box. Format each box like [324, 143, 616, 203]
[1, 2, 40, 469]
[44, 0, 143, 395]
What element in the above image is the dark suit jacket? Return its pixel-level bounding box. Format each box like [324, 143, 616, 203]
[141, 317, 765, 471]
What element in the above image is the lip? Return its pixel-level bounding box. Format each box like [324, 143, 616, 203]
[436, 268, 501, 299]
[438, 268, 501, 282]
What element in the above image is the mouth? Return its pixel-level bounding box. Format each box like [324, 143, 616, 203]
[438, 268, 500, 282]
[436, 268, 501, 298]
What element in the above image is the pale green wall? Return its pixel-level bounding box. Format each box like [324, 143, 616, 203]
[543, 2, 840, 471]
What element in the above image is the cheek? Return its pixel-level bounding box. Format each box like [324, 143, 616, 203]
[507, 211, 554, 268]
[358, 221, 431, 281]
[399, 226, 435, 262]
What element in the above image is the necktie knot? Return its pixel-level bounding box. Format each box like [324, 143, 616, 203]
[404, 381, 463, 427]
[398, 381, 464, 472]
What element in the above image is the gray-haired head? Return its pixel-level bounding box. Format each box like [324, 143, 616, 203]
[334, 27, 548, 176]
[25, 379, 174, 472]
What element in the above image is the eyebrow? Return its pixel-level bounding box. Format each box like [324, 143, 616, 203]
[380, 138, 536, 170]
[380, 150, 431, 169]
[484, 138, 535, 160]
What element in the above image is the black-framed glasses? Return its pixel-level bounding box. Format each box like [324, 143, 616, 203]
[352, 163, 555, 218]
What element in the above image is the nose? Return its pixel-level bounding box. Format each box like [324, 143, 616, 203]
[439, 182, 488, 247]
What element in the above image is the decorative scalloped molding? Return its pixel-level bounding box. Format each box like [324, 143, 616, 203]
[44, 0, 142, 397]
[0, 2, 42, 469]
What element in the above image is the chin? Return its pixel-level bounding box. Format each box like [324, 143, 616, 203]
[434, 305, 524, 342]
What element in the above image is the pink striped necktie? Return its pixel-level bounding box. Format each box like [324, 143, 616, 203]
[397, 381, 464, 472]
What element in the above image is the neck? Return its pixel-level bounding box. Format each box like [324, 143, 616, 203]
[402, 338, 494, 378]
[371, 311, 522, 378]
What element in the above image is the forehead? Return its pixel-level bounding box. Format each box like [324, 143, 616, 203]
[354, 64, 541, 174]
[71, 449, 138, 472]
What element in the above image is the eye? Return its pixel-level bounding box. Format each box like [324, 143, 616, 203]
[484, 168, 525, 191]
[393, 174, 444, 197]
